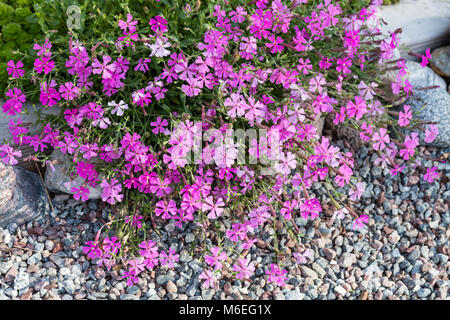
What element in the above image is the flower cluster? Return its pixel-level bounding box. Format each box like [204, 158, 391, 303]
[1, 0, 442, 289]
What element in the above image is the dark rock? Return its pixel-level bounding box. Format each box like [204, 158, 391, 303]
[430, 45, 450, 77]
[0, 162, 50, 228]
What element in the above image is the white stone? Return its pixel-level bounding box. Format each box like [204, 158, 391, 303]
[44, 151, 102, 199]
[379, 0, 450, 56]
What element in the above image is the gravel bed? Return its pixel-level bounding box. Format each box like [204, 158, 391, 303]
[0, 142, 449, 300]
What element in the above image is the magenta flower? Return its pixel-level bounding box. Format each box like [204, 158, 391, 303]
[34, 56, 55, 74]
[139, 240, 159, 270]
[3, 87, 26, 115]
[265, 34, 284, 54]
[346, 96, 367, 120]
[424, 124, 438, 143]
[59, 82, 79, 101]
[199, 270, 219, 289]
[150, 116, 169, 135]
[125, 215, 144, 229]
[0, 144, 22, 165]
[297, 58, 312, 75]
[134, 58, 152, 73]
[280, 199, 297, 220]
[33, 39, 52, 57]
[155, 199, 177, 219]
[300, 198, 322, 220]
[226, 223, 247, 242]
[149, 15, 168, 33]
[420, 48, 431, 67]
[71, 186, 90, 201]
[352, 214, 369, 230]
[202, 196, 225, 219]
[103, 237, 121, 256]
[204, 247, 228, 270]
[398, 105, 412, 127]
[159, 248, 179, 268]
[6, 60, 25, 78]
[82, 241, 102, 259]
[100, 178, 124, 204]
[265, 264, 287, 287]
[40, 81, 61, 107]
[372, 128, 390, 151]
[423, 167, 439, 183]
[232, 258, 255, 280]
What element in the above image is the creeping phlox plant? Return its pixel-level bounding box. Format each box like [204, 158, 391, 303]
[1, 0, 441, 289]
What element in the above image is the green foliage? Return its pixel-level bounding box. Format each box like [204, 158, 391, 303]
[0, 0, 374, 95]
[2, 23, 22, 41]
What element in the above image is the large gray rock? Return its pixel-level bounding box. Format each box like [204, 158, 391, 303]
[403, 61, 450, 147]
[44, 151, 102, 199]
[405, 61, 447, 90]
[430, 45, 450, 77]
[0, 161, 50, 228]
[379, 0, 450, 55]
[0, 99, 59, 171]
[406, 88, 450, 147]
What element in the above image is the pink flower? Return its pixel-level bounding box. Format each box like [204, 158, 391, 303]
[265, 264, 287, 287]
[349, 182, 365, 201]
[335, 164, 352, 187]
[150, 116, 169, 135]
[59, 82, 79, 101]
[398, 105, 412, 127]
[159, 248, 179, 268]
[420, 48, 431, 67]
[232, 258, 255, 280]
[100, 179, 123, 204]
[372, 128, 390, 151]
[333, 208, 349, 219]
[149, 15, 168, 33]
[202, 196, 225, 219]
[300, 198, 322, 220]
[6, 60, 25, 78]
[181, 77, 201, 97]
[3, 87, 26, 115]
[265, 34, 284, 54]
[293, 249, 312, 264]
[118, 13, 138, 33]
[34, 56, 55, 74]
[423, 167, 439, 183]
[199, 270, 219, 289]
[424, 124, 438, 143]
[205, 247, 228, 270]
[71, 186, 90, 201]
[352, 214, 369, 230]
[399, 133, 419, 160]
[0, 144, 22, 165]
